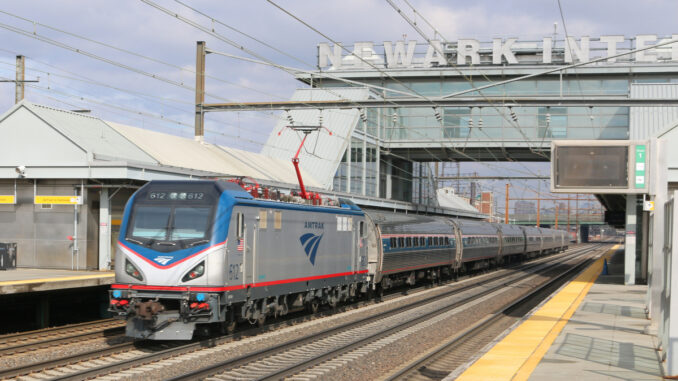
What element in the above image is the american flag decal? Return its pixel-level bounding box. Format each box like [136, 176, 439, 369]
[237, 239, 244, 251]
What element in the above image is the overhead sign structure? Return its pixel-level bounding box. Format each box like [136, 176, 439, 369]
[318, 34, 678, 70]
[550, 140, 650, 194]
[34, 196, 83, 205]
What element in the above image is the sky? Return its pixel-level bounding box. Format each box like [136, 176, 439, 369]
[0, 0, 675, 212]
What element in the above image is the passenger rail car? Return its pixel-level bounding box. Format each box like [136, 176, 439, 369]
[109, 180, 569, 340]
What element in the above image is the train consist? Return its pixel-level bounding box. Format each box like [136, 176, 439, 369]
[109, 180, 568, 340]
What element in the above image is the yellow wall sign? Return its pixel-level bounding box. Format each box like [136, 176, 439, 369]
[0, 195, 15, 204]
[34, 196, 82, 205]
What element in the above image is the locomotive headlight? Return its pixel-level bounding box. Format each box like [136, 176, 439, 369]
[125, 259, 143, 281]
[182, 261, 205, 282]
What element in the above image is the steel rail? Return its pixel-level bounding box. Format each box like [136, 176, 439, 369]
[0, 325, 125, 357]
[0, 318, 119, 342]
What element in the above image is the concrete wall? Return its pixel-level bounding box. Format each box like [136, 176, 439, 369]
[0, 179, 92, 269]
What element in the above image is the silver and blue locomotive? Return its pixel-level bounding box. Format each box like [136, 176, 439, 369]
[109, 180, 567, 340]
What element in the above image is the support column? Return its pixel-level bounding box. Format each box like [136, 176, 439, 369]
[625, 194, 637, 285]
[385, 157, 392, 199]
[98, 188, 110, 270]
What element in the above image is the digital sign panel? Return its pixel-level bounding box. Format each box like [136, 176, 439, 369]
[551, 140, 649, 194]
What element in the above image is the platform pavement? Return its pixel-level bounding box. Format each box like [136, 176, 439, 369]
[452, 245, 664, 381]
[0, 268, 114, 294]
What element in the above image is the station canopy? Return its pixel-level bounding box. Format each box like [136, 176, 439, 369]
[0, 101, 319, 187]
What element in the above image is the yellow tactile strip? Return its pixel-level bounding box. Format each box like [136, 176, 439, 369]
[0, 273, 114, 286]
[455, 244, 620, 381]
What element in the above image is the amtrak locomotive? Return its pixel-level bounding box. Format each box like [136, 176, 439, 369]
[109, 180, 567, 340]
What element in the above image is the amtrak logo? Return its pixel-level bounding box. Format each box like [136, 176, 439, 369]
[299, 233, 323, 265]
[153, 256, 173, 265]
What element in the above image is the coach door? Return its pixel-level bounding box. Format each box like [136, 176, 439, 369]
[237, 211, 255, 286]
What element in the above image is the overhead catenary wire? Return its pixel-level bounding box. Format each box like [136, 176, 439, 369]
[0, 9, 292, 101]
[173, 0, 315, 69]
[383, 0, 542, 160]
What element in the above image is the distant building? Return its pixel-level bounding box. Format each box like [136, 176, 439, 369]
[515, 201, 536, 215]
[477, 191, 494, 216]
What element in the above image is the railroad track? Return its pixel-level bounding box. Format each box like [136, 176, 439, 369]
[160, 244, 606, 381]
[385, 247, 601, 381]
[0, 319, 125, 357]
[2, 244, 601, 380]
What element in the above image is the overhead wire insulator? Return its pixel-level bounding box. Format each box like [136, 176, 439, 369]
[509, 107, 518, 122]
[433, 107, 442, 123]
[286, 110, 294, 125]
[392, 111, 398, 124]
[360, 108, 368, 123]
[477, 107, 483, 129]
[468, 117, 474, 128]
[318, 109, 323, 127]
[546, 113, 551, 125]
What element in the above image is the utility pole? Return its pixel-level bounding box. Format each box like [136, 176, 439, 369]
[15, 55, 24, 103]
[536, 179, 541, 227]
[575, 193, 580, 243]
[194, 41, 206, 142]
[567, 195, 571, 237]
[0, 55, 38, 103]
[505, 183, 509, 224]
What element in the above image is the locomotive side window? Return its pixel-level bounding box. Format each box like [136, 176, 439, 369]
[359, 221, 365, 238]
[259, 210, 267, 229]
[274, 211, 282, 230]
[236, 212, 244, 238]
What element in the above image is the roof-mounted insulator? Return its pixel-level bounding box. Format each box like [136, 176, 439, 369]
[360, 108, 368, 123]
[392, 111, 398, 124]
[318, 109, 323, 127]
[286, 110, 294, 125]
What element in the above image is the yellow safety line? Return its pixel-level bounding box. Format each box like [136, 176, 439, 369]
[456, 244, 620, 381]
[0, 273, 114, 286]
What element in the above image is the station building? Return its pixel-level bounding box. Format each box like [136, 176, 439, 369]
[0, 101, 321, 271]
[262, 35, 678, 207]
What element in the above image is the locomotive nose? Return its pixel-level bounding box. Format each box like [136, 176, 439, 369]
[134, 300, 166, 320]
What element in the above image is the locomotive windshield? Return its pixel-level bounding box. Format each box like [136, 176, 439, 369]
[125, 182, 220, 251]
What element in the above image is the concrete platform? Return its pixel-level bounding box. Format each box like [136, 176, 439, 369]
[0, 268, 114, 294]
[454, 245, 664, 380]
[528, 272, 662, 379]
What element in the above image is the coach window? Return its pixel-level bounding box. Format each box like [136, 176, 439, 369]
[406, 237, 412, 247]
[398, 237, 404, 247]
[390, 237, 397, 248]
[236, 212, 244, 238]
